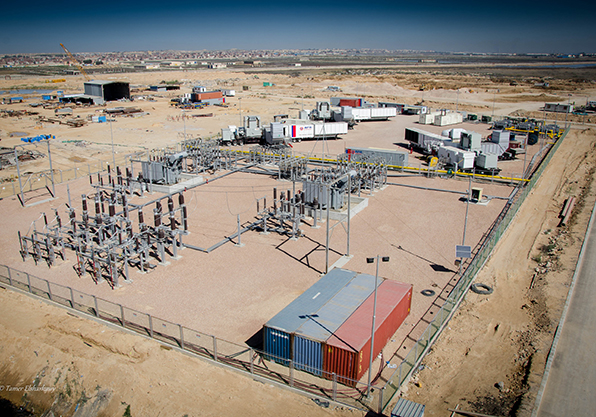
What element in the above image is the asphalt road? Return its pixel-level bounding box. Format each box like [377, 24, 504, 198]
[536, 203, 596, 416]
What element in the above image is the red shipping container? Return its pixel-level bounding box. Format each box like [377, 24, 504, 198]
[195, 91, 223, 101]
[323, 280, 412, 386]
[339, 98, 361, 107]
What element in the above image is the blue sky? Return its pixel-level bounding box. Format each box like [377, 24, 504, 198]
[2, 0, 594, 54]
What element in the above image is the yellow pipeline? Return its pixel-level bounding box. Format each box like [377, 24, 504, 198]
[224, 149, 529, 182]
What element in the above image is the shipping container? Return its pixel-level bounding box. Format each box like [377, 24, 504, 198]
[293, 272, 381, 375]
[263, 269, 358, 364]
[190, 91, 223, 102]
[324, 280, 412, 386]
[331, 97, 362, 106]
[339, 98, 362, 107]
[346, 147, 408, 167]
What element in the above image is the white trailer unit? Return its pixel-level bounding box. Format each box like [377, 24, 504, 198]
[405, 127, 453, 154]
[221, 89, 235, 97]
[419, 112, 440, 124]
[434, 111, 463, 126]
[370, 107, 397, 120]
[313, 122, 348, 137]
[351, 108, 371, 121]
[438, 146, 475, 170]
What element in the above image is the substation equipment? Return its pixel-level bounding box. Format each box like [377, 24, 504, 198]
[17, 139, 389, 287]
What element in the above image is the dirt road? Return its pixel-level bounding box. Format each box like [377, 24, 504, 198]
[401, 126, 596, 415]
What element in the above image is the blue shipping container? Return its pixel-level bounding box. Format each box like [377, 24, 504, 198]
[263, 327, 292, 365]
[292, 272, 381, 375]
[263, 268, 358, 365]
[293, 336, 323, 375]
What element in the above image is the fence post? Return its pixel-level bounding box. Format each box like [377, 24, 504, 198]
[378, 386, 384, 414]
[26, 273, 31, 293]
[46, 280, 52, 300]
[120, 304, 125, 328]
[250, 348, 254, 374]
[7, 266, 12, 286]
[213, 336, 218, 361]
[93, 296, 99, 318]
[332, 372, 337, 401]
[290, 360, 294, 387]
[70, 287, 74, 308]
[179, 324, 184, 349]
[148, 315, 154, 338]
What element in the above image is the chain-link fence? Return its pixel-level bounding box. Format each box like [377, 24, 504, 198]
[0, 263, 381, 412]
[0, 152, 145, 200]
[379, 131, 568, 412]
[0, 131, 566, 413]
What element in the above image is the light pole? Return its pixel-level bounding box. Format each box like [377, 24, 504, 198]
[366, 255, 389, 398]
[182, 110, 187, 141]
[109, 118, 116, 169]
[459, 177, 471, 274]
[238, 97, 242, 127]
[565, 93, 571, 129]
[456, 89, 459, 112]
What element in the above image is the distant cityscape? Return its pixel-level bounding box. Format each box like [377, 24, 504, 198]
[2, 49, 594, 69]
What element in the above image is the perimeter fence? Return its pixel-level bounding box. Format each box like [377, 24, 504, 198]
[0, 151, 145, 200]
[0, 263, 383, 412]
[0, 130, 567, 414]
[379, 129, 568, 411]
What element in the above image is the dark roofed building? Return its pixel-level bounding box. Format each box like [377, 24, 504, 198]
[84, 80, 130, 104]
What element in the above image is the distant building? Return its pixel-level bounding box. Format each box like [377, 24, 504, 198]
[544, 103, 573, 113]
[208, 62, 227, 69]
[84, 80, 130, 104]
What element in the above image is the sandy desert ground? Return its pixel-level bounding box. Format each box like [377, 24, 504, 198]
[1, 64, 596, 416]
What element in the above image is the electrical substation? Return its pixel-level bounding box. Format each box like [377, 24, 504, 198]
[0, 85, 559, 410]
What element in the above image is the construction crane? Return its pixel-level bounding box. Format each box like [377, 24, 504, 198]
[59, 43, 91, 81]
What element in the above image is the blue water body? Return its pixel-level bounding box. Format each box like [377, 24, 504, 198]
[0, 89, 56, 95]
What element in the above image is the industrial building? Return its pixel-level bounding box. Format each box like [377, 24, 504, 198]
[544, 103, 574, 113]
[84, 80, 130, 104]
